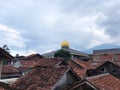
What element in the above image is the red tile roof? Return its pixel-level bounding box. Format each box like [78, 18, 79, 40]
[33, 58, 64, 67]
[67, 60, 86, 78]
[73, 59, 94, 70]
[87, 73, 120, 90]
[17, 66, 30, 72]
[2, 65, 20, 74]
[0, 87, 5, 90]
[73, 69, 86, 78]
[20, 54, 43, 67]
[72, 59, 109, 70]
[20, 58, 64, 68]
[10, 66, 68, 90]
[86, 60, 107, 69]
[90, 60, 120, 68]
[24, 54, 43, 61]
[18, 58, 65, 74]
[21, 60, 37, 67]
[67, 59, 114, 78]
[65, 73, 120, 90]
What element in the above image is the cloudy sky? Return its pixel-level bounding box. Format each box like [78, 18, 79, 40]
[0, 0, 120, 56]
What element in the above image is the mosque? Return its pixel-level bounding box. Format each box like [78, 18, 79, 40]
[42, 40, 90, 60]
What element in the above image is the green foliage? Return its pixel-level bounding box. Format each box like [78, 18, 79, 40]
[54, 49, 71, 59]
[2, 44, 10, 53]
[2, 60, 7, 65]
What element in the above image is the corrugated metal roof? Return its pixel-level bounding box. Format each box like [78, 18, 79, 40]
[42, 48, 90, 57]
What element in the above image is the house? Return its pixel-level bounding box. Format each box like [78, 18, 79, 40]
[0, 47, 13, 79]
[33, 58, 68, 67]
[93, 48, 120, 61]
[86, 73, 120, 90]
[86, 61, 120, 78]
[65, 79, 98, 90]
[68, 59, 104, 70]
[71, 59, 95, 70]
[0, 47, 13, 66]
[10, 66, 80, 90]
[0, 47, 13, 64]
[1, 65, 22, 79]
[0, 65, 21, 85]
[23, 53, 43, 61]
[12, 54, 43, 75]
[16, 58, 67, 75]
[67, 59, 120, 79]
[67, 59, 102, 78]
[67, 60, 87, 78]
[65, 73, 120, 90]
[42, 40, 90, 60]
[12, 53, 43, 68]
[12, 53, 43, 75]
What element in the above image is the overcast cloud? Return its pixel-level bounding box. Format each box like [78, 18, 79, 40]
[0, 0, 120, 56]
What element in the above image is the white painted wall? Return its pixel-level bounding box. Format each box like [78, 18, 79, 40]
[13, 60, 23, 68]
[52, 72, 67, 90]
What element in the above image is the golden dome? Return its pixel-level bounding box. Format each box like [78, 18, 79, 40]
[61, 40, 70, 48]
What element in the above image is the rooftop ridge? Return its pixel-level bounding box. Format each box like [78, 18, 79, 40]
[86, 73, 109, 80]
[33, 65, 68, 68]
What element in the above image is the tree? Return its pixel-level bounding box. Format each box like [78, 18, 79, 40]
[54, 49, 71, 60]
[2, 44, 10, 53]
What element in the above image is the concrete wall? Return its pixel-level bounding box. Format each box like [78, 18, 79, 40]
[93, 53, 120, 61]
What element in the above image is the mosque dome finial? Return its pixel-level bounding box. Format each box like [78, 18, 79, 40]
[61, 40, 70, 48]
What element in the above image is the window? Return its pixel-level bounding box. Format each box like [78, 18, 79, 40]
[100, 67, 107, 73]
